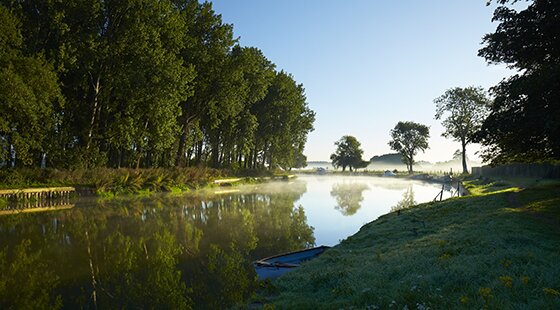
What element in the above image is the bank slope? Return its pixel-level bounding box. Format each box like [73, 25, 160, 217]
[261, 184, 560, 309]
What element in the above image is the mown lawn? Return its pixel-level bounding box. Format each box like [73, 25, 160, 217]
[258, 179, 560, 309]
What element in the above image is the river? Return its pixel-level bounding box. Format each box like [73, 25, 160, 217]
[0, 175, 452, 309]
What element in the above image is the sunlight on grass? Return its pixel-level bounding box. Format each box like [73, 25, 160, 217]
[259, 179, 560, 308]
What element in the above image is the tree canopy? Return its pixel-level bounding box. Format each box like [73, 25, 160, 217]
[388, 122, 430, 174]
[330, 136, 367, 172]
[476, 0, 560, 163]
[0, 1, 314, 170]
[0, 6, 62, 167]
[434, 86, 490, 173]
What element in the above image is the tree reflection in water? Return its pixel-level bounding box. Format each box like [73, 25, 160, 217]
[0, 183, 314, 309]
[391, 185, 417, 212]
[330, 183, 370, 216]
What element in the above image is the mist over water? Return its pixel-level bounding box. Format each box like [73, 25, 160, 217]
[0, 175, 451, 308]
[292, 175, 451, 245]
[305, 160, 482, 173]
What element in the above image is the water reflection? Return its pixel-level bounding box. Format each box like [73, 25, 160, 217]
[0, 177, 454, 308]
[330, 183, 370, 216]
[0, 184, 315, 309]
[391, 185, 417, 212]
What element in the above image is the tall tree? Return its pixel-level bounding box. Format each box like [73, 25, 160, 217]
[330, 136, 365, 172]
[252, 71, 314, 170]
[103, 0, 194, 168]
[434, 86, 490, 174]
[1, 0, 315, 170]
[174, 0, 236, 167]
[388, 121, 430, 174]
[476, 0, 560, 163]
[8, 0, 195, 168]
[0, 5, 62, 167]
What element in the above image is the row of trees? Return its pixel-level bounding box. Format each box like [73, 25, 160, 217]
[331, 86, 488, 175]
[332, 0, 559, 173]
[0, 1, 315, 170]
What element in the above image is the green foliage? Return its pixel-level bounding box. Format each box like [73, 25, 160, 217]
[0, 5, 63, 167]
[476, 0, 560, 164]
[0, 171, 315, 308]
[388, 121, 430, 174]
[0, 240, 62, 309]
[330, 135, 365, 172]
[0, 1, 314, 171]
[95, 229, 192, 309]
[251, 71, 315, 170]
[0, 167, 224, 194]
[434, 86, 490, 173]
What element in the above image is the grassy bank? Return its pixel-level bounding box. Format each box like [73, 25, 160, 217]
[0, 168, 291, 197]
[0, 167, 224, 193]
[259, 177, 560, 309]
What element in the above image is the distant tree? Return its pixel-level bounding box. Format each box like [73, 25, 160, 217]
[388, 122, 430, 174]
[434, 86, 490, 174]
[353, 159, 370, 171]
[476, 0, 560, 163]
[330, 136, 365, 172]
[369, 153, 403, 165]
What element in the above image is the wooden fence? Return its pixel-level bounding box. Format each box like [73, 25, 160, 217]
[471, 163, 560, 178]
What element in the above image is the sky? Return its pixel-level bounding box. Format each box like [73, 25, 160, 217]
[211, 0, 518, 163]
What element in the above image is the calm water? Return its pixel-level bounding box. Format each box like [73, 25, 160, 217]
[0, 175, 450, 309]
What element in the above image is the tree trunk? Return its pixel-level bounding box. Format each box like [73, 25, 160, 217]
[135, 153, 142, 169]
[462, 140, 468, 174]
[175, 125, 187, 167]
[118, 149, 123, 168]
[86, 74, 102, 150]
[211, 135, 220, 168]
[196, 140, 203, 164]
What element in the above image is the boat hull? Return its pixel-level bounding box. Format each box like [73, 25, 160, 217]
[254, 246, 330, 280]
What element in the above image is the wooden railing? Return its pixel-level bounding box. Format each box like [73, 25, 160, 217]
[0, 187, 76, 200]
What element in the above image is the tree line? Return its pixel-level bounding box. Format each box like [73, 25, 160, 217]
[0, 1, 315, 170]
[332, 0, 559, 174]
[331, 88, 487, 175]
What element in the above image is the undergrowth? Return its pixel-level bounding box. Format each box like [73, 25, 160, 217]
[0, 167, 225, 195]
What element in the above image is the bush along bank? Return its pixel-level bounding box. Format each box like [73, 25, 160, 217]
[0, 168, 227, 195]
[258, 178, 560, 309]
[0, 168, 291, 197]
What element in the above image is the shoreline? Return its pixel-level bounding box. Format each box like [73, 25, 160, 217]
[256, 176, 560, 308]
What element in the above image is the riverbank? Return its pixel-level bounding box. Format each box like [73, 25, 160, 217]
[257, 177, 560, 308]
[0, 168, 290, 198]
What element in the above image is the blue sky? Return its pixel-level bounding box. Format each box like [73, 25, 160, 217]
[211, 0, 517, 162]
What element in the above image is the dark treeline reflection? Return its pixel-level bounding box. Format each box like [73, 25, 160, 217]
[0, 182, 314, 309]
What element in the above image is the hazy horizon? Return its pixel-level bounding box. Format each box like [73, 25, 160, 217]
[211, 1, 527, 163]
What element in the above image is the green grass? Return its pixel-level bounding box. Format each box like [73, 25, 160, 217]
[259, 179, 560, 309]
[0, 167, 227, 194]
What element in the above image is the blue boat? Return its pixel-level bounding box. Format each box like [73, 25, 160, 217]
[254, 246, 330, 280]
